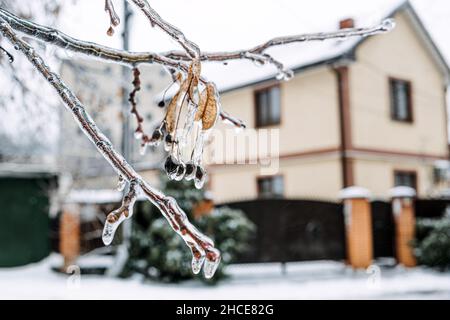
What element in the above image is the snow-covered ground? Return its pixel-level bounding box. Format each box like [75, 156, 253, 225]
[0, 255, 449, 300]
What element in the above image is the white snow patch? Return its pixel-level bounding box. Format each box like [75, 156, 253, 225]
[1, 255, 449, 300]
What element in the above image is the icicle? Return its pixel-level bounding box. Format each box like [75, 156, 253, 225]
[203, 248, 221, 279]
[102, 180, 139, 246]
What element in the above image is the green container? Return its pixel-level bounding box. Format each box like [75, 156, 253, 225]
[0, 176, 56, 267]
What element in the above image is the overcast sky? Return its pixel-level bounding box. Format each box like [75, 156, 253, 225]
[58, 0, 450, 63]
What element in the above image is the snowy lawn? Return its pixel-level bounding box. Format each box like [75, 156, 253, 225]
[0, 255, 449, 300]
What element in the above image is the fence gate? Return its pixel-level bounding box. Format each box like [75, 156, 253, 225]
[224, 199, 346, 264]
[370, 201, 395, 259]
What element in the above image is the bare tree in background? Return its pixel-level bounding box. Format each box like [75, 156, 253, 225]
[0, 0, 394, 278]
[0, 0, 62, 162]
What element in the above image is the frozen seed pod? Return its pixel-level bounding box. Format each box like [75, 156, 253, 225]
[150, 128, 163, 146]
[164, 155, 179, 180]
[174, 161, 186, 181]
[164, 133, 174, 151]
[184, 161, 196, 181]
[194, 165, 206, 189]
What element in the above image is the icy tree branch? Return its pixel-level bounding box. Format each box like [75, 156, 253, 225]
[164, 19, 396, 75]
[0, 17, 221, 279]
[126, 0, 201, 59]
[0, 7, 246, 129]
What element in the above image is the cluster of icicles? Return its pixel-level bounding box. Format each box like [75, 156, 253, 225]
[141, 60, 218, 189]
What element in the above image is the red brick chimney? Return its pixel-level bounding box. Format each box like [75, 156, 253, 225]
[339, 18, 355, 29]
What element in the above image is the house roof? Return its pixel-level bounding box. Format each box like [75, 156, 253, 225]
[0, 163, 58, 178]
[200, 0, 450, 93]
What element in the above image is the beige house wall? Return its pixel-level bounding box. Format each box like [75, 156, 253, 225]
[210, 156, 342, 203]
[218, 67, 341, 156]
[350, 11, 448, 157]
[352, 157, 434, 198]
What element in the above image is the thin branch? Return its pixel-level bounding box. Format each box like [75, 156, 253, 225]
[0, 7, 246, 129]
[104, 0, 121, 36]
[126, 0, 200, 59]
[0, 17, 221, 279]
[0, 7, 179, 68]
[128, 67, 151, 144]
[165, 19, 396, 72]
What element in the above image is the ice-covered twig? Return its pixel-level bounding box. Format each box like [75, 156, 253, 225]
[126, 0, 200, 59]
[0, 7, 180, 68]
[104, 0, 121, 36]
[0, 18, 221, 279]
[128, 67, 153, 145]
[102, 179, 138, 245]
[165, 19, 396, 68]
[0, 8, 245, 129]
[0, 43, 13, 62]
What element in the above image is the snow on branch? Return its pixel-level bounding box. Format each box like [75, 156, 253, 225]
[0, 17, 220, 279]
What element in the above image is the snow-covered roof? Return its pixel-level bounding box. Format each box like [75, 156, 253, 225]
[0, 163, 58, 178]
[198, 0, 450, 92]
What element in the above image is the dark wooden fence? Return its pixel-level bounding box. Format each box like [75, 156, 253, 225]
[223, 199, 346, 263]
[415, 199, 450, 218]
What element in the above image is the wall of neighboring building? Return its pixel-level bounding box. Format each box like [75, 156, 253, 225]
[59, 59, 169, 189]
[216, 67, 341, 155]
[209, 67, 342, 201]
[348, 10, 449, 197]
[210, 155, 342, 203]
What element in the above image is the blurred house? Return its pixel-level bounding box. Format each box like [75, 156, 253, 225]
[204, 1, 450, 202]
[58, 2, 450, 204]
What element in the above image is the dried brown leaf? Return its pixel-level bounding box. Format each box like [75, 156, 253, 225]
[201, 83, 218, 130]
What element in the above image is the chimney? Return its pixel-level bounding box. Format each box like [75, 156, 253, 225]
[339, 18, 355, 29]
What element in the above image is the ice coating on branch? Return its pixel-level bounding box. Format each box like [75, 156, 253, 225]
[0, 45, 14, 63]
[117, 175, 126, 192]
[102, 179, 139, 246]
[105, 0, 120, 36]
[103, 213, 126, 245]
[204, 247, 221, 279]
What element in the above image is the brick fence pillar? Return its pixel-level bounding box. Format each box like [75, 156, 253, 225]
[339, 187, 373, 269]
[59, 204, 80, 271]
[389, 186, 417, 267]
